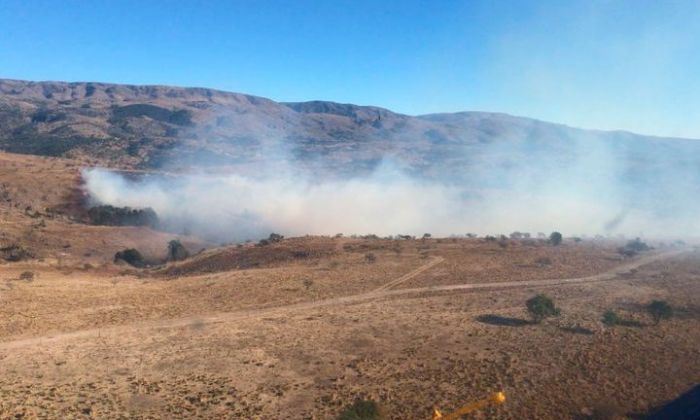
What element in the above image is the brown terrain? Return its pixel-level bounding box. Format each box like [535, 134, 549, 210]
[1, 151, 699, 419]
[2, 78, 700, 187]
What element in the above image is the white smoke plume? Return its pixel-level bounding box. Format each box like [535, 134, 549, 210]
[81, 147, 698, 243]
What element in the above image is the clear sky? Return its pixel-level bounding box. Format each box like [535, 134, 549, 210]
[1, 0, 699, 138]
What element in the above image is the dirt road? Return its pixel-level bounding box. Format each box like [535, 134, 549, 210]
[0, 249, 683, 351]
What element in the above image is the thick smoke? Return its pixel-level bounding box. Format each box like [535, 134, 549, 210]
[82, 136, 700, 242]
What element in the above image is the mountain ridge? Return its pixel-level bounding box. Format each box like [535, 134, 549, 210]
[1, 78, 699, 186]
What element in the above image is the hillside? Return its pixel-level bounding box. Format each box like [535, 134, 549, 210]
[2, 78, 700, 185]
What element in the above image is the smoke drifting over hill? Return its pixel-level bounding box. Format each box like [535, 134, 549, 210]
[38, 79, 696, 242]
[82, 136, 700, 242]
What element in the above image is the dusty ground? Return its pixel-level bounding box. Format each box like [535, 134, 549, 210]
[0, 152, 699, 419]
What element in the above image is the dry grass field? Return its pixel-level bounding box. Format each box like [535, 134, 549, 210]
[1, 152, 699, 419]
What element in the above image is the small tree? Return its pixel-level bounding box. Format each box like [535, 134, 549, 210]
[167, 239, 189, 261]
[268, 233, 284, 243]
[647, 300, 673, 324]
[422, 233, 431, 239]
[114, 248, 145, 267]
[526, 294, 560, 323]
[549, 232, 563, 246]
[602, 310, 620, 326]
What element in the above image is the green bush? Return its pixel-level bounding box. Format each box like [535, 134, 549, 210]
[647, 300, 673, 324]
[602, 310, 620, 326]
[114, 248, 145, 267]
[268, 233, 284, 243]
[526, 294, 560, 323]
[167, 239, 189, 261]
[549, 232, 563, 246]
[337, 399, 383, 420]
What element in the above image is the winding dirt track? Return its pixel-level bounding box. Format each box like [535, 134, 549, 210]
[0, 250, 684, 351]
[372, 256, 445, 292]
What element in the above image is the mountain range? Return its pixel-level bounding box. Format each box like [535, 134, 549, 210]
[1, 78, 699, 186]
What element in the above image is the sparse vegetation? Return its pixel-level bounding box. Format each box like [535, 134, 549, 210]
[337, 399, 383, 420]
[647, 300, 673, 324]
[114, 248, 145, 267]
[111, 104, 193, 126]
[526, 294, 560, 323]
[364, 252, 376, 263]
[549, 232, 563, 246]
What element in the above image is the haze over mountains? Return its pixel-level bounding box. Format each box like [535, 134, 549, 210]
[2, 78, 700, 238]
[1, 78, 698, 176]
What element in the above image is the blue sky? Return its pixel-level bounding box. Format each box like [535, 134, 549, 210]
[1, 0, 699, 138]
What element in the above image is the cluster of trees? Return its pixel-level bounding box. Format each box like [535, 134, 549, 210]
[88, 205, 158, 228]
[114, 239, 190, 268]
[602, 301, 673, 326]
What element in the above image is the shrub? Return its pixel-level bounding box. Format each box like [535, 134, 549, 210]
[422, 233, 431, 239]
[257, 239, 270, 247]
[19, 271, 34, 281]
[526, 294, 560, 323]
[0, 245, 32, 262]
[364, 253, 376, 263]
[602, 310, 620, 326]
[268, 233, 284, 243]
[618, 237, 651, 257]
[647, 300, 673, 324]
[114, 248, 145, 267]
[549, 232, 563, 246]
[167, 239, 189, 261]
[337, 399, 383, 420]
